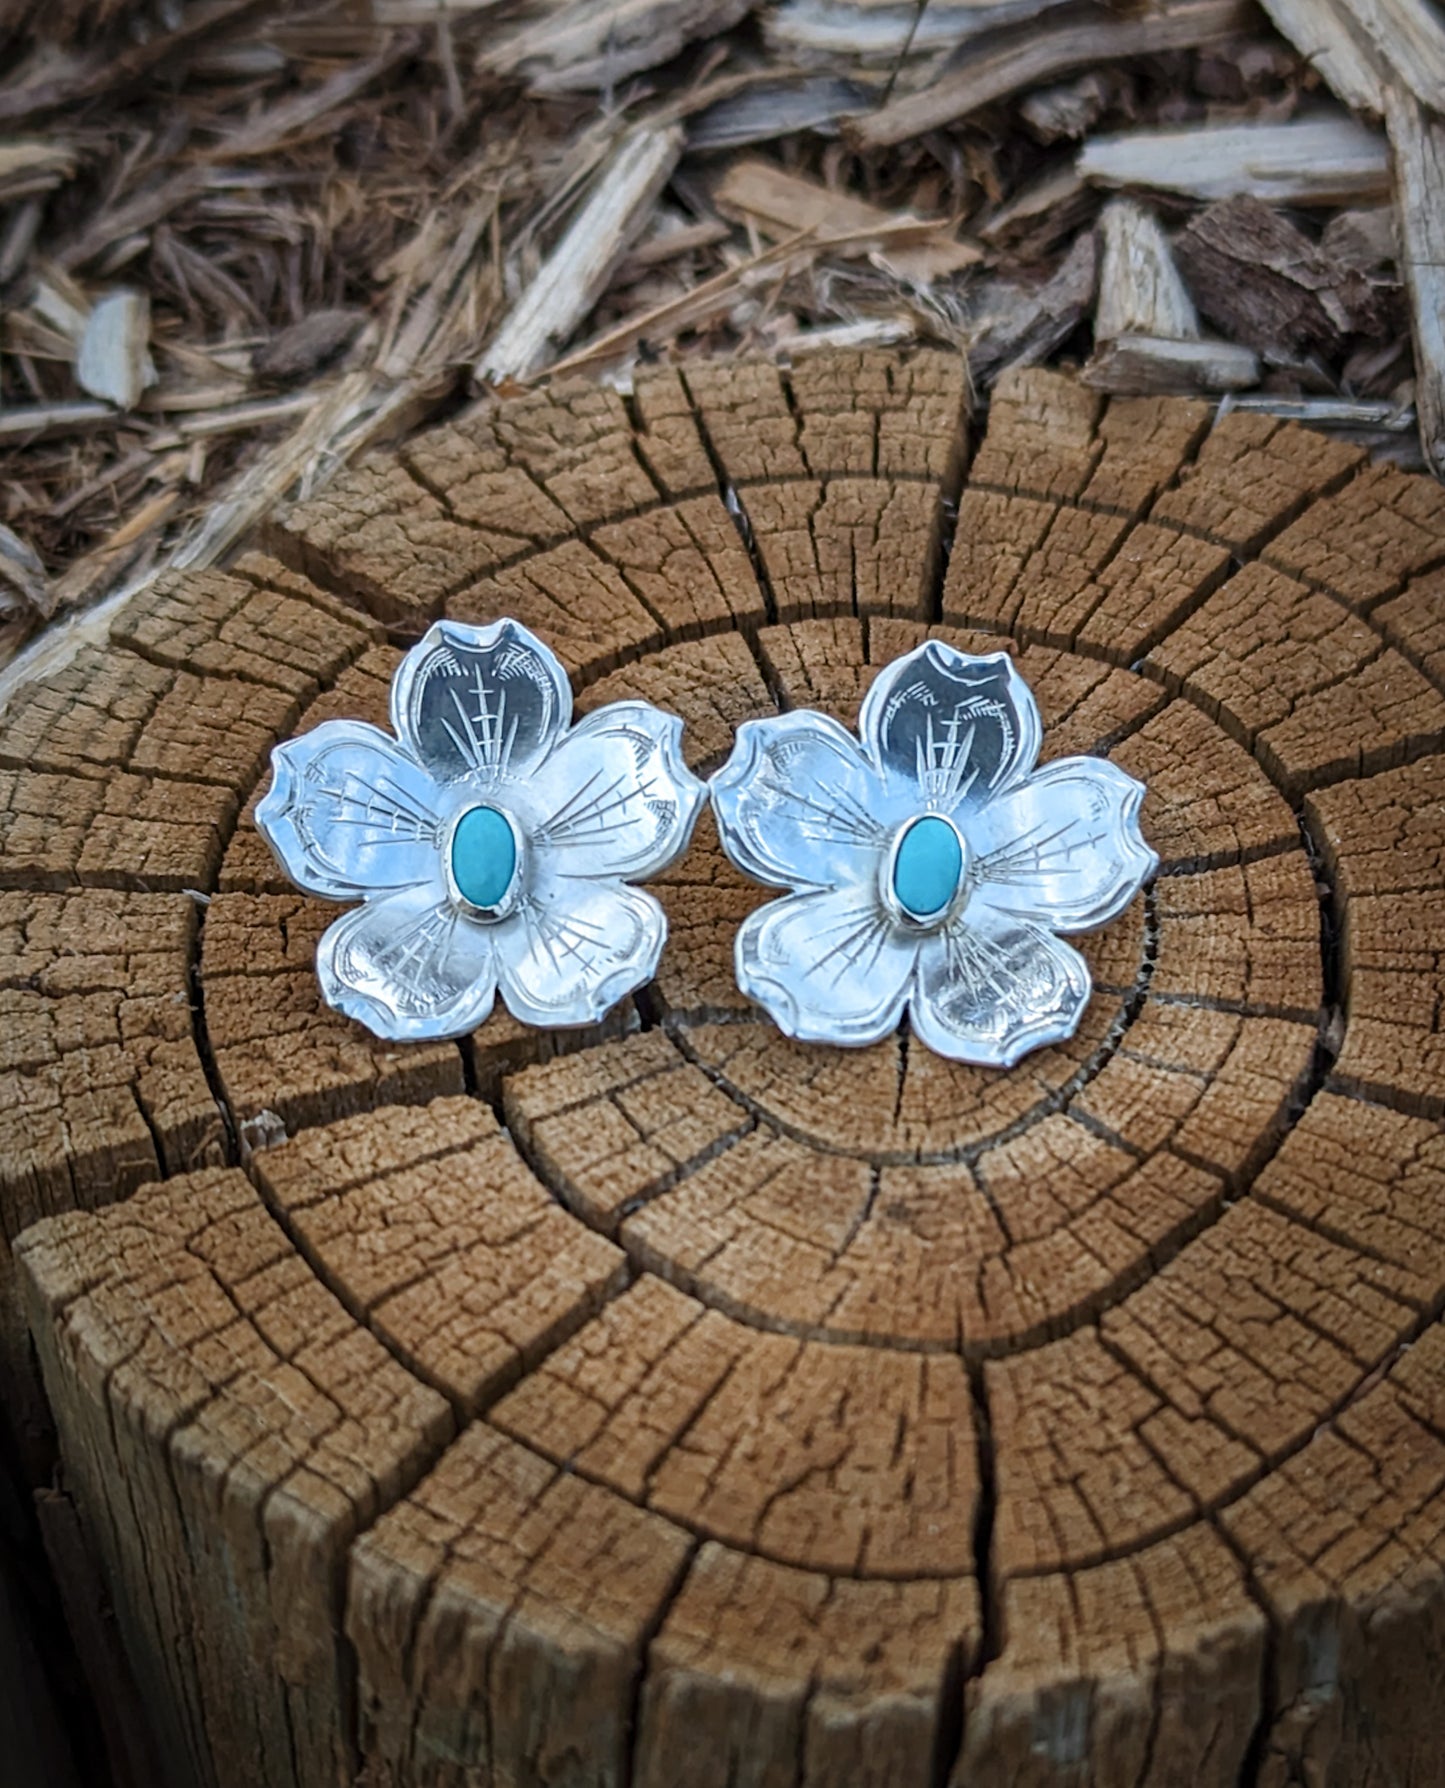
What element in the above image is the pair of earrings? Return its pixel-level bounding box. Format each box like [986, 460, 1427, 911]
[257, 618, 1155, 1068]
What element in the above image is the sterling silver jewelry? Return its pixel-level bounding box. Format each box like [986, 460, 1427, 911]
[709, 641, 1156, 1067]
[256, 618, 705, 1041]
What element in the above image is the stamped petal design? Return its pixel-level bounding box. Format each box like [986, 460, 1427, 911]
[497, 879, 666, 1027]
[968, 757, 1158, 931]
[709, 713, 904, 892]
[528, 702, 706, 881]
[910, 910, 1092, 1067]
[256, 720, 443, 901]
[858, 642, 1042, 810]
[315, 880, 499, 1041]
[736, 888, 919, 1047]
[391, 617, 572, 788]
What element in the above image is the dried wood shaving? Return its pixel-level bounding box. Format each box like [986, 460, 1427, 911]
[1078, 114, 1393, 206]
[0, 0, 1438, 666]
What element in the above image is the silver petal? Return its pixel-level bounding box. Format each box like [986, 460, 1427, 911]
[735, 887, 918, 1046]
[858, 641, 1042, 810]
[911, 911, 1092, 1067]
[709, 711, 906, 892]
[968, 757, 1158, 931]
[391, 616, 572, 788]
[497, 877, 666, 1027]
[255, 719, 442, 900]
[316, 879, 500, 1041]
[529, 701, 706, 880]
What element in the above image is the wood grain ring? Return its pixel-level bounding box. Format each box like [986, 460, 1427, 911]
[5, 353, 1445, 1788]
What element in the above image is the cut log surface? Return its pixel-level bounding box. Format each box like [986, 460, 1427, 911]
[4, 350, 1445, 1787]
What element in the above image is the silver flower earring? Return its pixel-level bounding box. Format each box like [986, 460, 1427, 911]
[256, 618, 705, 1041]
[708, 640, 1156, 1067]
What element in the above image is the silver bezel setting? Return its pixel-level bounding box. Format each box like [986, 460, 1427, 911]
[441, 801, 525, 922]
[878, 812, 973, 932]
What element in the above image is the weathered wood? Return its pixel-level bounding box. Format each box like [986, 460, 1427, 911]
[1086, 197, 1261, 395]
[4, 349, 1445, 1788]
[1241, 0, 1445, 476]
[847, 0, 1254, 148]
[1386, 91, 1445, 476]
[1173, 194, 1395, 357]
[479, 125, 684, 383]
[1078, 113, 1392, 205]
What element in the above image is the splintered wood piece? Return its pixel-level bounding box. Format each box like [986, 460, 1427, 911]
[477, 0, 753, 92]
[1084, 334, 1261, 396]
[1087, 197, 1261, 396]
[1094, 198, 1200, 343]
[713, 157, 980, 280]
[848, 0, 1253, 148]
[1260, 0, 1445, 114]
[1387, 90, 1445, 475]
[1174, 195, 1392, 356]
[480, 124, 683, 382]
[966, 230, 1098, 387]
[1255, 0, 1385, 112]
[1078, 113, 1392, 205]
[1250, 0, 1445, 474]
[763, 0, 1068, 63]
[5, 351, 1445, 1788]
[0, 522, 49, 623]
[74, 289, 156, 411]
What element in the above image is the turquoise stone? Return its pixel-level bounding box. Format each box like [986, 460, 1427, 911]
[893, 815, 963, 920]
[451, 805, 516, 910]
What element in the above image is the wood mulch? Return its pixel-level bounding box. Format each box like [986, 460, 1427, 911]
[0, 0, 1434, 666]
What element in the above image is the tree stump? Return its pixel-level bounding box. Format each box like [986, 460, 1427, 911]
[6, 351, 1445, 1788]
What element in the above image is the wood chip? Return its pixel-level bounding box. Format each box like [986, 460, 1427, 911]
[714, 157, 981, 280]
[1078, 113, 1392, 205]
[0, 521, 49, 621]
[978, 162, 1095, 254]
[0, 0, 266, 127]
[1254, 0, 1385, 111]
[56, 39, 413, 271]
[479, 0, 753, 91]
[1386, 89, 1445, 474]
[849, 0, 1254, 148]
[765, 0, 1071, 64]
[1320, 205, 1397, 271]
[687, 77, 876, 149]
[617, 218, 733, 278]
[75, 290, 156, 410]
[1020, 70, 1116, 144]
[1094, 198, 1199, 343]
[252, 310, 365, 383]
[481, 124, 684, 382]
[0, 137, 77, 201]
[1175, 195, 1392, 355]
[1086, 334, 1261, 394]
[1260, 0, 1445, 114]
[1253, 1, 1445, 471]
[1087, 197, 1261, 395]
[48, 487, 182, 615]
[771, 316, 916, 355]
[0, 401, 119, 444]
[968, 229, 1097, 386]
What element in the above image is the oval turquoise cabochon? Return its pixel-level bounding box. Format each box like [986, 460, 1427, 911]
[893, 815, 963, 920]
[451, 805, 517, 910]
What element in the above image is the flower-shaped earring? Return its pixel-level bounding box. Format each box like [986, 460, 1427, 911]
[256, 618, 705, 1040]
[709, 641, 1156, 1066]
